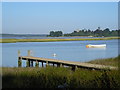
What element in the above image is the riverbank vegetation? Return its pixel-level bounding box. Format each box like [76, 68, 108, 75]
[0, 37, 120, 43]
[2, 56, 120, 88]
[48, 27, 119, 37]
[88, 55, 120, 67]
[64, 28, 119, 37]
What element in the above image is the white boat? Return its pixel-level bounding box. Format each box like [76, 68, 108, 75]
[86, 44, 106, 48]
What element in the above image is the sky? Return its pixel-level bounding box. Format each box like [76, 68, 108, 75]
[2, 2, 118, 34]
[1, 0, 120, 2]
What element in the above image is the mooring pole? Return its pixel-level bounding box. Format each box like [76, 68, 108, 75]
[28, 50, 31, 56]
[18, 50, 21, 56]
[18, 50, 22, 67]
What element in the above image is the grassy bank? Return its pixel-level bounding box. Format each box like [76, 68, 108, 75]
[2, 56, 120, 88]
[0, 37, 120, 43]
[87, 56, 120, 67]
[2, 67, 120, 88]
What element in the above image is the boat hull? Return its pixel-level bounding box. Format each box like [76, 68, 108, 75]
[86, 44, 106, 48]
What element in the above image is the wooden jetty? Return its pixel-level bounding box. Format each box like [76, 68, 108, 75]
[18, 50, 118, 71]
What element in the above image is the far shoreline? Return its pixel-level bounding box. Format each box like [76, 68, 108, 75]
[0, 37, 119, 43]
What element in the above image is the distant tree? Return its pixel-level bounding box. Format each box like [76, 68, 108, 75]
[104, 28, 110, 32]
[87, 29, 92, 36]
[93, 27, 104, 37]
[110, 30, 118, 36]
[73, 31, 77, 33]
[103, 28, 110, 36]
[55, 31, 63, 37]
[49, 31, 63, 37]
[98, 27, 101, 30]
[63, 27, 119, 37]
[49, 31, 55, 37]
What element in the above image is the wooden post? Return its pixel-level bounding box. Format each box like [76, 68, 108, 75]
[72, 65, 78, 71]
[60, 63, 62, 67]
[42, 62, 44, 67]
[53, 63, 55, 67]
[75, 65, 78, 70]
[30, 60, 33, 67]
[57, 63, 60, 67]
[18, 57, 22, 67]
[18, 50, 21, 56]
[26, 59, 28, 67]
[35, 60, 39, 67]
[28, 50, 31, 56]
[26, 59, 30, 67]
[46, 61, 48, 67]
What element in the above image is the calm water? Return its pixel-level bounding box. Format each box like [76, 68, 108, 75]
[1, 39, 119, 67]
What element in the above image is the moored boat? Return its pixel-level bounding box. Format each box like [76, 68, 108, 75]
[86, 44, 106, 48]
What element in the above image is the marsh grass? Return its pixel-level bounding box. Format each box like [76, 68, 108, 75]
[1, 37, 120, 43]
[2, 66, 120, 88]
[2, 56, 120, 88]
[88, 55, 120, 67]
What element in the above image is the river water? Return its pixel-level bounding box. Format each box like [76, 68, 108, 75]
[1, 39, 119, 67]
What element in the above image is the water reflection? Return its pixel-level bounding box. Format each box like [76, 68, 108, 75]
[86, 47, 106, 50]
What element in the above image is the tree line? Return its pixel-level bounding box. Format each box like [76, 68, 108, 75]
[48, 27, 120, 37]
[48, 31, 63, 37]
